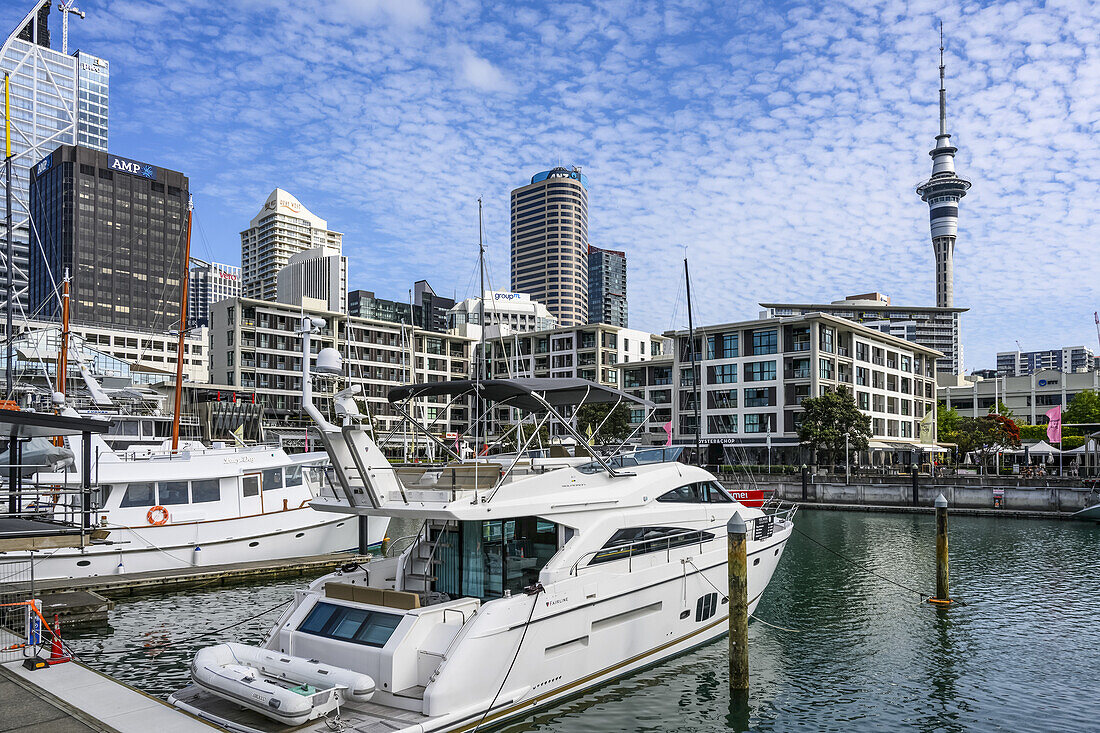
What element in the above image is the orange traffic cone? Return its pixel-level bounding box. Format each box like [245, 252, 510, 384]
[48, 615, 70, 665]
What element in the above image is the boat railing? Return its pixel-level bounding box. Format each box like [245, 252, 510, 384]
[114, 441, 284, 462]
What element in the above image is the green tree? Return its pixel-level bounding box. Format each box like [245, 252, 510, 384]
[954, 414, 1021, 471]
[988, 400, 1015, 420]
[796, 387, 870, 469]
[575, 403, 633, 443]
[938, 404, 962, 441]
[501, 421, 550, 451]
[1065, 390, 1100, 427]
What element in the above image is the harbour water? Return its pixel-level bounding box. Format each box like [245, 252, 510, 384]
[66, 509, 1100, 731]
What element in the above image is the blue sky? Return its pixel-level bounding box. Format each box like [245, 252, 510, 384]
[4, 0, 1098, 370]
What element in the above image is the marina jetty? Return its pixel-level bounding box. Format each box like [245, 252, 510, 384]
[719, 471, 1098, 517]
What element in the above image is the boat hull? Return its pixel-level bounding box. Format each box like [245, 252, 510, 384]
[11, 512, 387, 580]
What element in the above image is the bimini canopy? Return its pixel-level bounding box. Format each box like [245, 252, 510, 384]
[388, 378, 654, 413]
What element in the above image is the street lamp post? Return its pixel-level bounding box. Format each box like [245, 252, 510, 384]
[845, 432, 850, 485]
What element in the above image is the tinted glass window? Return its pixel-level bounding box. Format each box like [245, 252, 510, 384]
[656, 484, 698, 503]
[191, 479, 220, 503]
[158, 481, 189, 505]
[285, 465, 303, 487]
[297, 602, 402, 648]
[590, 526, 715, 565]
[120, 482, 154, 507]
[261, 468, 283, 491]
[698, 481, 733, 503]
[242, 475, 259, 497]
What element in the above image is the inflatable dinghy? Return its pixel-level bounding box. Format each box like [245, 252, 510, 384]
[191, 642, 375, 725]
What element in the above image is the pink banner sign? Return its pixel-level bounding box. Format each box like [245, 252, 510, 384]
[1046, 405, 1062, 443]
[662, 421, 673, 447]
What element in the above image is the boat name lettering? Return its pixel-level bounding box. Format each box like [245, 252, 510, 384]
[223, 455, 256, 464]
[544, 597, 569, 608]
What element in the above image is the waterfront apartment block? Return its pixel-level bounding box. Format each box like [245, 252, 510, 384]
[209, 298, 473, 443]
[241, 189, 343, 302]
[588, 245, 628, 328]
[29, 144, 189, 331]
[938, 369, 1100, 425]
[995, 346, 1096, 377]
[761, 292, 965, 374]
[621, 313, 941, 464]
[479, 323, 667, 438]
[1, 1, 109, 312]
[510, 167, 590, 327]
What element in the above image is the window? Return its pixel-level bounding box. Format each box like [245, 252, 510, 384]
[191, 479, 220, 503]
[261, 468, 283, 491]
[819, 327, 835, 354]
[297, 602, 402, 648]
[751, 329, 777, 355]
[819, 359, 834, 380]
[285, 465, 303, 487]
[856, 342, 869, 362]
[120, 483, 155, 507]
[856, 367, 868, 386]
[158, 481, 189, 505]
[695, 592, 719, 622]
[590, 526, 716, 565]
[242, 475, 260, 497]
[707, 332, 738, 359]
[745, 361, 776, 382]
[708, 414, 738, 434]
[708, 389, 737, 409]
[744, 413, 776, 434]
[708, 364, 737, 384]
[744, 387, 775, 407]
[858, 391, 870, 410]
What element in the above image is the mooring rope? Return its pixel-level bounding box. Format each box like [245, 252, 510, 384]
[792, 526, 931, 601]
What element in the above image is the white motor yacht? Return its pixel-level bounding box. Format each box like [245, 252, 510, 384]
[169, 331, 795, 732]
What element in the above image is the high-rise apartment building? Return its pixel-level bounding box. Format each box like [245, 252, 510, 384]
[29, 144, 189, 330]
[276, 246, 348, 313]
[587, 245, 627, 327]
[240, 189, 342, 302]
[189, 259, 241, 328]
[510, 167, 589, 327]
[995, 346, 1096, 377]
[1, 1, 109, 318]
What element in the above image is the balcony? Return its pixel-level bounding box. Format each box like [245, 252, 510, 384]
[785, 368, 811, 379]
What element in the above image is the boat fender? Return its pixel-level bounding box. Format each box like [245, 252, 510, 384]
[147, 506, 169, 525]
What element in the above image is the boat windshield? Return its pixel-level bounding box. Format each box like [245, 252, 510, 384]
[575, 446, 685, 474]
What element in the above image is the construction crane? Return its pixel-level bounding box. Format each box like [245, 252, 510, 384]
[58, 1, 86, 55]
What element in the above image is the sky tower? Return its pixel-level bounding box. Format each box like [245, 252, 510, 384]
[916, 24, 971, 308]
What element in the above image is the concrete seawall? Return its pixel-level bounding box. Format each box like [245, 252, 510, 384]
[719, 474, 1100, 514]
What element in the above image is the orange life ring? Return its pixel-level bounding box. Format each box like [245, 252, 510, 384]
[147, 505, 169, 526]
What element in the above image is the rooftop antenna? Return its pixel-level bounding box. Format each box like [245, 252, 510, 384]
[58, 1, 86, 55]
[938, 20, 947, 138]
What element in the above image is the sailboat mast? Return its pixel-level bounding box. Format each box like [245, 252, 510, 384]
[684, 258, 700, 463]
[57, 270, 70, 396]
[476, 197, 486, 457]
[171, 198, 194, 450]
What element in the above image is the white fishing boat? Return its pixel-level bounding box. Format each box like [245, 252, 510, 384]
[169, 322, 795, 732]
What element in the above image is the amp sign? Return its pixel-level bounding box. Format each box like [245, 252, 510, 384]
[108, 155, 157, 180]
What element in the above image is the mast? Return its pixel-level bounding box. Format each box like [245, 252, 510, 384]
[58, 269, 70, 396]
[684, 258, 700, 464]
[171, 198, 194, 450]
[4, 74, 12, 401]
[476, 197, 486, 457]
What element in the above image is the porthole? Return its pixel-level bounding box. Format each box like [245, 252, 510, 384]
[249, 541, 260, 547]
[336, 522, 345, 527]
[77, 560, 91, 567]
[679, 610, 690, 620]
[753, 558, 761, 566]
[295, 532, 305, 538]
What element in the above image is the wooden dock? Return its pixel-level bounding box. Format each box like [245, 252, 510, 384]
[24, 552, 369, 599]
[0, 658, 218, 732]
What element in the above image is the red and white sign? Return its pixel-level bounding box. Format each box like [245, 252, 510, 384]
[728, 489, 772, 508]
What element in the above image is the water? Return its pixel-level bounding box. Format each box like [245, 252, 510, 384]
[66, 510, 1100, 731]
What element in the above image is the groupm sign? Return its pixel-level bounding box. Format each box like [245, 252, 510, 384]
[108, 155, 157, 180]
[492, 291, 529, 302]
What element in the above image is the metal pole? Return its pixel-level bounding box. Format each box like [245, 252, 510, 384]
[911, 463, 919, 506]
[845, 433, 850, 485]
[931, 493, 950, 604]
[684, 258, 700, 465]
[171, 201, 194, 450]
[4, 74, 13, 401]
[801, 463, 808, 501]
[81, 430, 92, 533]
[727, 512, 749, 692]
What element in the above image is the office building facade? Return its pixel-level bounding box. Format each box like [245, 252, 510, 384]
[939, 369, 1100, 425]
[29, 144, 189, 330]
[240, 188, 342, 302]
[995, 346, 1096, 377]
[620, 314, 941, 463]
[1, 1, 109, 316]
[587, 245, 627, 327]
[276, 246, 348, 313]
[189, 259, 241, 328]
[347, 281, 453, 333]
[761, 293, 965, 374]
[510, 167, 589, 327]
[449, 291, 557, 334]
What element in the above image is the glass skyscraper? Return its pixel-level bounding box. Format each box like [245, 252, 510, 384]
[1, 1, 108, 320]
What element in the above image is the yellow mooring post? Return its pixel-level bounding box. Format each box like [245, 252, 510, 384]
[929, 493, 951, 606]
[728, 512, 749, 691]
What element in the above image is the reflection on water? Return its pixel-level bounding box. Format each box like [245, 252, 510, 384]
[68, 510, 1100, 731]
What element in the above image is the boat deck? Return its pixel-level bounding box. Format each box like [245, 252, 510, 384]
[171, 685, 435, 733]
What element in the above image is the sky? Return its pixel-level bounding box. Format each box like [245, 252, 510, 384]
[4, 0, 1098, 371]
